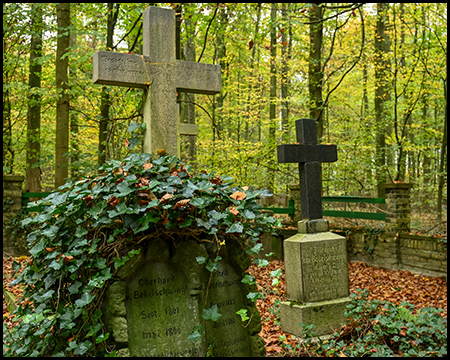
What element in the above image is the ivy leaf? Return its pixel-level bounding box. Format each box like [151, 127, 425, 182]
[241, 274, 256, 285]
[75, 291, 95, 307]
[75, 226, 88, 238]
[226, 222, 244, 234]
[206, 259, 219, 272]
[196, 256, 207, 264]
[236, 308, 249, 322]
[187, 325, 203, 341]
[202, 304, 222, 321]
[246, 292, 260, 301]
[242, 209, 256, 219]
[33, 290, 55, 303]
[68, 281, 82, 294]
[246, 243, 263, 255]
[196, 218, 211, 230]
[127, 121, 141, 133]
[116, 182, 135, 196]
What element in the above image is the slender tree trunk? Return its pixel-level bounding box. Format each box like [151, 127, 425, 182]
[214, 7, 228, 142]
[55, 3, 70, 188]
[183, 8, 197, 163]
[280, 3, 290, 142]
[26, 3, 43, 194]
[268, 3, 277, 192]
[69, 15, 79, 179]
[244, 3, 261, 141]
[374, 3, 391, 197]
[309, 3, 324, 138]
[99, 3, 119, 166]
[436, 79, 447, 220]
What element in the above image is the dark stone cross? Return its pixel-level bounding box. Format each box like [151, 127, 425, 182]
[92, 6, 221, 156]
[277, 119, 337, 220]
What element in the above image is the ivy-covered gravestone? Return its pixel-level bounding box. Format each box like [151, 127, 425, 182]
[4, 153, 275, 357]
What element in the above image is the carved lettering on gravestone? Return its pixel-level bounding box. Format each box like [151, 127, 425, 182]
[93, 6, 221, 156]
[300, 239, 349, 302]
[277, 119, 337, 220]
[204, 261, 252, 357]
[125, 262, 202, 357]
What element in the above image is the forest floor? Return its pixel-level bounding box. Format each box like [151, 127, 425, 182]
[3, 254, 447, 357]
[248, 259, 447, 357]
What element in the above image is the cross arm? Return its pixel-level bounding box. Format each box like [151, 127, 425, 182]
[277, 144, 338, 163]
[175, 61, 222, 95]
[93, 51, 151, 88]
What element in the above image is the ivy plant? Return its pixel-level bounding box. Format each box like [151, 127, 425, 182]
[3, 153, 278, 357]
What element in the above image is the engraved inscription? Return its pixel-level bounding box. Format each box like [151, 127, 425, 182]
[125, 262, 200, 357]
[100, 54, 146, 77]
[302, 240, 349, 301]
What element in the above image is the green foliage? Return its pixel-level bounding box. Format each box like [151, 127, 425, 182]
[297, 289, 447, 357]
[3, 153, 278, 357]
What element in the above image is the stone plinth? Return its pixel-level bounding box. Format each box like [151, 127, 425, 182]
[280, 219, 351, 337]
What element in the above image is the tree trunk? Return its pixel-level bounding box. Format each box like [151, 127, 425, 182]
[280, 3, 290, 142]
[309, 3, 324, 138]
[268, 3, 277, 192]
[214, 7, 228, 141]
[26, 3, 43, 194]
[69, 14, 79, 179]
[374, 3, 391, 197]
[436, 79, 447, 220]
[182, 7, 197, 164]
[98, 3, 119, 166]
[55, 3, 70, 188]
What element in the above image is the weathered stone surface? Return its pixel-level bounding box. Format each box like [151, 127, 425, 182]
[280, 297, 351, 337]
[92, 6, 221, 157]
[283, 232, 349, 303]
[125, 261, 202, 357]
[104, 237, 265, 357]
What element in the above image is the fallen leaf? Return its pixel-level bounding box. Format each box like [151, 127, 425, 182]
[160, 193, 173, 203]
[230, 191, 246, 201]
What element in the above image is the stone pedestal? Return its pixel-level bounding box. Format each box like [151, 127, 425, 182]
[280, 219, 351, 337]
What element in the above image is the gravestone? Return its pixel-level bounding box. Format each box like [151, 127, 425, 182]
[277, 119, 351, 337]
[103, 237, 265, 357]
[92, 6, 221, 157]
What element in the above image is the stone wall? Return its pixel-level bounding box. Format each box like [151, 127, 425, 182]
[3, 175, 28, 256]
[345, 229, 447, 279]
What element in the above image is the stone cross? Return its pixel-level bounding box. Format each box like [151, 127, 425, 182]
[277, 119, 337, 220]
[92, 6, 222, 157]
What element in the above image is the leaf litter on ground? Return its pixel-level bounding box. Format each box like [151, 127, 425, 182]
[3, 255, 447, 356]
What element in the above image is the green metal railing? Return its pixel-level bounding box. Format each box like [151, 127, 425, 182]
[262, 196, 386, 221]
[22, 192, 52, 212]
[322, 196, 386, 221]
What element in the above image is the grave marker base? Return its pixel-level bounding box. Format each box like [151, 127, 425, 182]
[280, 221, 351, 337]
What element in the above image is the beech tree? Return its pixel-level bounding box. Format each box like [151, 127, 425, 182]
[55, 3, 70, 188]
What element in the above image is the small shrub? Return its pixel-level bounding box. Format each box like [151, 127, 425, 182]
[316, 289, 447, 357]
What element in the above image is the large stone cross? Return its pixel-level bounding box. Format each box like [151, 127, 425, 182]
[277, 119, 337, 220]
[92, 6, 222, 156]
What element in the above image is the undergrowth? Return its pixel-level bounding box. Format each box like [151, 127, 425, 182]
[284, 289, 447, 357]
